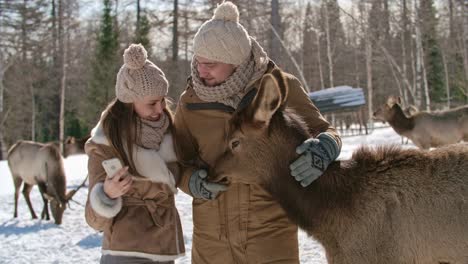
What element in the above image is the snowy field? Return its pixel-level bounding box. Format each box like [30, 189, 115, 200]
[0, 125, 416, 264]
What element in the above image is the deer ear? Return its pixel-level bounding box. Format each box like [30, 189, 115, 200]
[396, 96, 402, 104]
[270, 69, 288, 105]
[247, 73, 283, 127]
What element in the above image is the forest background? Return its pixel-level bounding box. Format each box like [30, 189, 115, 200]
[0, 0, 466, 157]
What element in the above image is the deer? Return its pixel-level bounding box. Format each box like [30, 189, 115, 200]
[210, 69, 468, 264]
[373, 96, 468, 149]
[63, 135, 90, 157]
[7, 140, 87, 225]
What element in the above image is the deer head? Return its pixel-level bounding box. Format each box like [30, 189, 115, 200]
[211, 69, 307, 185]
[63, 135, 89, 158]
[43, 172, 88, 225]
[373, 96, 403, 122]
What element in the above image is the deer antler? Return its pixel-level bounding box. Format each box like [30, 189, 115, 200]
[66, 174, 89, 202]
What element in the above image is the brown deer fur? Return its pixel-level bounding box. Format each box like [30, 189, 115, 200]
[7, 140, 86, 225]
[63, 135, 90, 157]
[211, 70, 468, 264]
[373, 96, 468, 149]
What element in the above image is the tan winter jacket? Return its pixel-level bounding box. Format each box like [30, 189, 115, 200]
[174, 62, 341, 264]
[84, 121, 185, 262]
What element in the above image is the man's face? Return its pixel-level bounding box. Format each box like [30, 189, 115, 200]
[195, 56, 236, 86]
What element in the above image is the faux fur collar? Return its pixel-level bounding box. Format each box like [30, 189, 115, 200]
[89, 121, 178, 192]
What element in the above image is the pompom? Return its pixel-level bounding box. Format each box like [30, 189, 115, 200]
[213, 1, 239, 23]
[123, 44, 147, 70]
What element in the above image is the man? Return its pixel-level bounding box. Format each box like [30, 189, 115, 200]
[174, 2, 341, 263]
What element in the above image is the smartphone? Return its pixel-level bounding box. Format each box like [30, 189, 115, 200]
[101, 158, 123, 179]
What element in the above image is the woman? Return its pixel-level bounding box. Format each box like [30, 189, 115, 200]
[85, 44, 185, 264]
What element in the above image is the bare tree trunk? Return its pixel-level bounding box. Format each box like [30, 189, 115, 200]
[30, 82, 35, 141]
[411, 0, 423, 108]
[421, 46, 430, 110]
[324, 0, 334, 88]
[270, 0, 281, 63]
[401, 32, 408, 101]
[365, 29, 373, 123]
[268, 21, 311, 92]
[461, 0, 468, 100]
[414, 0, 430, 110]
[183, 6, 188, 63]
[340, 3, 415, 104]
[0, 54, 15, 113]
[0, 53, 15, 157]
[410, 30, 417, 104]
[59, 43, 67, 153]
[58, 0, 66, 153]
[0, 63, 4, 114]
[351, 7, 360, 89]
[401, 0, 409, 103]
[172, 0, 178, 61]
[316, 31, 325, 90]
[441, 50, 450, 108]
[59, 40, 68, 153]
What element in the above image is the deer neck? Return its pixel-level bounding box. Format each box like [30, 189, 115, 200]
[387, 105, 415, 134]
[47, 171, 67, 202]
[267, 157, 350, 234]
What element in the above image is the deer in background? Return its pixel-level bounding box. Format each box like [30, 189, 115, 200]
[7, 141, 87, 225]
[63, 135, 90, 157]
[211, 70, 468, 264]
[373, 96, 468, 149]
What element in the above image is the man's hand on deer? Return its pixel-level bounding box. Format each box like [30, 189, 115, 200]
[189, 169, 228, 200]
[103, 167, 133, 199]
[290, 133, 341, 187]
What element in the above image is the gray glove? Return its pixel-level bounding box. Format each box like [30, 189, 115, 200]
[290, 133, 340, 187]
[189, 169, 228, 200]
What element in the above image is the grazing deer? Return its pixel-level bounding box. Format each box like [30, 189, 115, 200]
[7, 140, 87, 225]
[373, 96, 468, 149]
[211, 70, 468, 264]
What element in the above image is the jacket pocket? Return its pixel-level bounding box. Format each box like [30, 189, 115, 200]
[192, 198, 221, 238]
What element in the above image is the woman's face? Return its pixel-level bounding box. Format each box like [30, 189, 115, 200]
[133, 95, 166, 121]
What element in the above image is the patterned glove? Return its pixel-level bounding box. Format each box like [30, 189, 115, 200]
[189, 169, 228, 200]
[290, 133, 341, 187]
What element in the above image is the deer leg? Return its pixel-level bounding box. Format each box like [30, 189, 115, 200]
[37, 182, 50, 220]
[13, 176, 23, 218]
[22, 183, 37, 219]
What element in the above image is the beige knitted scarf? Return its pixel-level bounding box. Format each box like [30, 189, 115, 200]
[191, 38, 269, 109]
[135, 112, 170, 150]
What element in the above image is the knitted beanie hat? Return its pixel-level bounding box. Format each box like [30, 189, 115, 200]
[115, 44, 169, 103]
[193, 1, 251, 66]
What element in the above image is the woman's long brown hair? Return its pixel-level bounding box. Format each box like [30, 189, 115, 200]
[101, 98, 174, 176]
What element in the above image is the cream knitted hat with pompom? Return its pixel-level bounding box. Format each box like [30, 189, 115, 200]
[193, 1, 251, 65]
[115, 44, 169, 103]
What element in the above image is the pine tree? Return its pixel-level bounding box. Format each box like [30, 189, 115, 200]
[419, 0, 445, 103]
[86, 0, 119, 126]
[319, 0, 346, 88]
[135, 0, 151, 55]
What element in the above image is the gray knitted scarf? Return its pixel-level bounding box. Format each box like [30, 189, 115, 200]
[191, 38, 269, 109]
[135, 112, 170, 150]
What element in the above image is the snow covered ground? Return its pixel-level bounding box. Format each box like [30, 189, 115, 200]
[0, 126, 415, 263]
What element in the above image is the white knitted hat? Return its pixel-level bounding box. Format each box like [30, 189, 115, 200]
[193, 1, 251, 66]
[115, 44, 169, 103]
